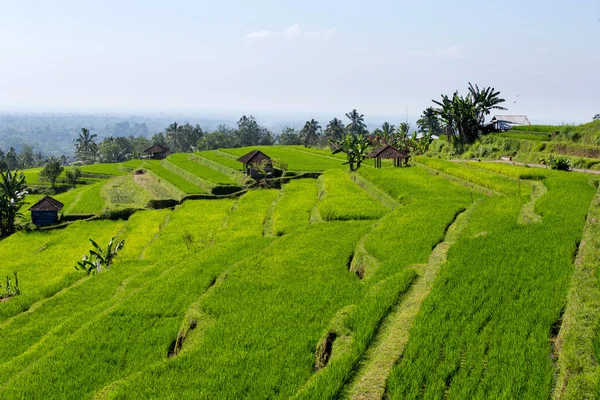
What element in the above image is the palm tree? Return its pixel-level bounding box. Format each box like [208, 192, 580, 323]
[417, 107, 442, 135]
[75, 128, 98, 164]
[300, 119, 321, 147]
[468, 83, 507, 125]
[324, 118, 345, 141]
[345, 109, 367, 136]
[379, 122, 396, 144]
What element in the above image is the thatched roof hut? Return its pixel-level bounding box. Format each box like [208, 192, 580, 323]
[144, 144, 170, 160]
[368, 145, 408, 168]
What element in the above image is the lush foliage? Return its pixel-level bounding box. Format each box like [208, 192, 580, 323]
[0, 272, 20, 300]
[0, 169, 28, 237]
[74, 237, 125, 275]
[38, 157, 64, 189]
[433, 83, 506, 148]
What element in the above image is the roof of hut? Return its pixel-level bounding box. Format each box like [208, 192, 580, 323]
[29, 196, 64, 212]
[236, 150, 272, 164]
[368, 145, 407, 159]
[490, 115, 531, 125]
[143, 144, 170, 154]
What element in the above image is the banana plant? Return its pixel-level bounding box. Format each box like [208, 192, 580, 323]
[330, 132, 372, 171]
[74, 237, 125, 276]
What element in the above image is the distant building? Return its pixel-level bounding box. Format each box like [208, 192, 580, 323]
[144, 144, 170, 160]
[368, 145, 409, 168]
[29, 196, 64, 226]
[236, 150, 273, 178]
[485, 115, 531, 132]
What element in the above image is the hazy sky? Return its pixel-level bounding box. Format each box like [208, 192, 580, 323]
[0, 0, 599, 123]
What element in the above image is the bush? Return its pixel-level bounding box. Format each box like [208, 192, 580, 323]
[549, 155, 572, 171]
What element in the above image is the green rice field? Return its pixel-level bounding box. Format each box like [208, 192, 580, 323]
[1, 147, 599, 399]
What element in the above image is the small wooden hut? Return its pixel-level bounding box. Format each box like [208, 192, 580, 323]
[236, 150, 273, 178]
[29, 196, 64, 226]
[144, 144, 170, 160]
[368, 145, 408, 168]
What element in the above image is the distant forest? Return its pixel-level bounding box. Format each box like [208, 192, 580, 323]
[0, 114, 236, 157]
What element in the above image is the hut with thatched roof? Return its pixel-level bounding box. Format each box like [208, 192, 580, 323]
[236, 150, 273, 178]
[144, 144, 170, 160]
[368, 145, 408, 168]
[29, 196, 64, 226]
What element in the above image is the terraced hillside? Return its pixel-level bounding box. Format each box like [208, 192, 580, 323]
[1, 149, 599, 399]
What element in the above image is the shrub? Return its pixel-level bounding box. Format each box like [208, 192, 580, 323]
[549, 155, 572, 171]
[0, 272, 20, 299]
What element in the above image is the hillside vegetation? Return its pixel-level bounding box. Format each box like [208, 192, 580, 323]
[1, 147, 599, 399]
[430, 121, 600, 171]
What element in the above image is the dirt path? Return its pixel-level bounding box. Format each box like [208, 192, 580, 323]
[346, 200, 481, 400]
[469, 159, 600, 175]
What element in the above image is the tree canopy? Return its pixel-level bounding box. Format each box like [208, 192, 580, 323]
[432, 83, 506, 148]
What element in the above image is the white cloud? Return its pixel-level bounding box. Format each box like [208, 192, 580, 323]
[247, 25, 337, 42]
[410, 44, 467, 59]
[436, 44, 467, 58]
[284, 24, 301, 39]
[245, 30, 271, 42]
[305, 27, 337, 39]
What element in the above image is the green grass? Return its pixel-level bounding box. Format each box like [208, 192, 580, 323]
[101, 175, 152, 210]
[317, 170, 388, 221]
[272, 179, 319, 235]
[386, 172, 596, 399]
[0, 219, 125, 321]
[492, 131, 552, 141]
[1, 156, 599, 399]
[142, 161, 206, 194]
[510, 125, 561, 133]
[167, 154, 236, 185]
[195, 150, 244, 171]
[416, 156, 531, 197]
[66, 182, 106, 214]
[221, 146, 346, 171]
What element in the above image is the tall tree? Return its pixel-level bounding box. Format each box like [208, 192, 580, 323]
[417, 107, 442, 136]
[468, 83, 507, 126]
[433, 83, 506, 148]
[39, 157, 64, 190]
[324, 118, 345, 142]
[19, 145, 36, 169]
[0, 170, 27, 238]
[593, 114, 600, 121]
[345, 109, 367, 136]
[236, 116, 273, 147]
[75, 128, 98, 164]
[277, 127, 302, 145]
[373, 122, 396, 144]
[300, 119, 321, 147]
[5, 148, 19, 170]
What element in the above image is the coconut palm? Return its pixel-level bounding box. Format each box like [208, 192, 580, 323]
[75, 128, 98, 164]
[300, 119, 321, 147]
[468, 83, 507, 125]
[324, 118, 345, 141]
[345, 109, 367, 136]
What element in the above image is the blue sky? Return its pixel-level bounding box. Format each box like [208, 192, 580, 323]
[0, 0, 599, 123]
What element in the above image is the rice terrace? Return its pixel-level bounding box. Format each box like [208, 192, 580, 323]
[2, 116, 600, 398]
[1, 1, 600, 398]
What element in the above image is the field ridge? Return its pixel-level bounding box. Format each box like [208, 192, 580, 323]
[553, 186, 600, 400]
[347, 200, 480, 400]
